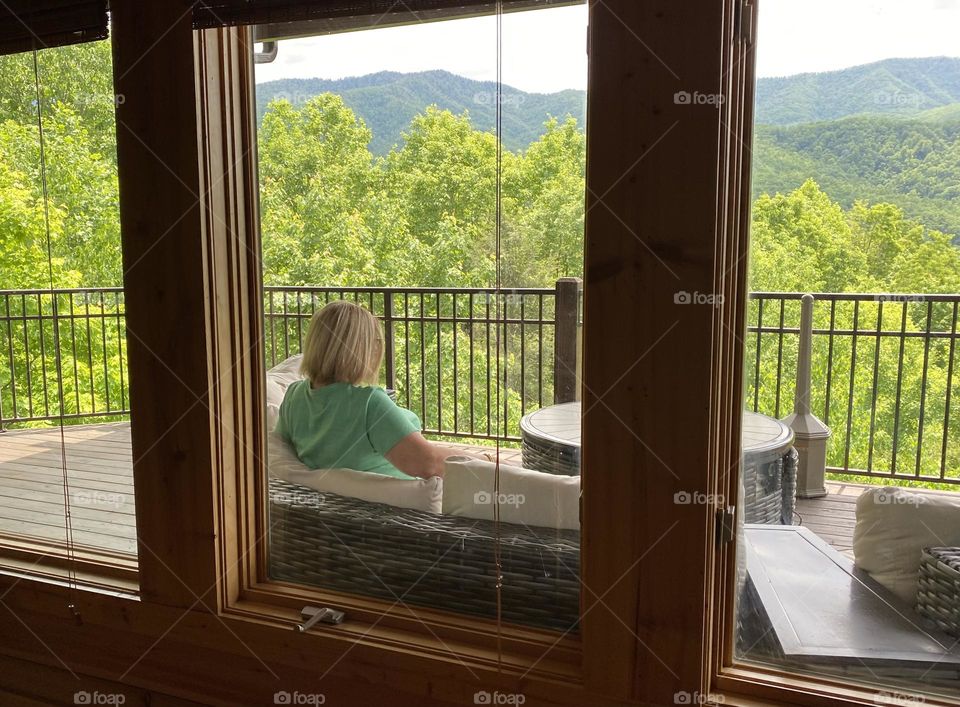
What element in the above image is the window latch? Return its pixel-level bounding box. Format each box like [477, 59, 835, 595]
[716, 506, 737, 545]
[296, 605, 345, 632]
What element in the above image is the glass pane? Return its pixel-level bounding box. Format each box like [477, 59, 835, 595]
[495, 3, 586, 632]
[258, 9, 499, 621]
[734, 1, 960, 700]
[259, 4, 586, 632]
[0, 41, 137, 567]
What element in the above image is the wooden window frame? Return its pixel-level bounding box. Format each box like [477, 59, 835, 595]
[2, 1, 954, 706]
[708, 3, 960, 707]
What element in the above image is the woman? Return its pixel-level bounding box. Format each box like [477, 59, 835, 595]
[274, 300, 453, 479]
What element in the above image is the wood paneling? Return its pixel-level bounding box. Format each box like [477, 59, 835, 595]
[112, 0, 218, 608]
[581, 1, 729, 702]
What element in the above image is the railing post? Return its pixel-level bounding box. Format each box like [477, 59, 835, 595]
[383, 290, 395, 390]
[554, 277, 582, 404]
[782, 294, 831, 498]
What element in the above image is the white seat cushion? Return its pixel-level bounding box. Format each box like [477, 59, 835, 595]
[441, 456, 580, 530]
[853, 486, 960, 604]
[268, 432, 442, 513]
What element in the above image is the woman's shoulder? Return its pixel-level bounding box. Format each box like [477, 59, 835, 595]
[282, 378, 310, 397]
[358, 385, 393, 406]
[318, 382, 389, 403]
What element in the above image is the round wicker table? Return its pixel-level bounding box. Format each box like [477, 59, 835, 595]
[520, 404, 797, 523]
[519, 402, 582, 476]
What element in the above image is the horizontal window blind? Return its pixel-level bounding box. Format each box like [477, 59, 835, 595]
[0, 0, 108, 56]
[193, 0, 582, 32]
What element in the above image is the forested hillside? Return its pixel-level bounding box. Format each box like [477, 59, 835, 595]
[256, 61, 960, 239]
[3, 45, 959, 292]
[2, 43, 959, 480]
[753, 115, 960, 238]
[256, 70, 586, 154]
[754, 56, 960, 124]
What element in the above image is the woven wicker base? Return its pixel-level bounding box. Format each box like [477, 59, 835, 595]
[268, 477, 581, 632]
[780, 447, 799, 525]
[917, 547, 960, 638]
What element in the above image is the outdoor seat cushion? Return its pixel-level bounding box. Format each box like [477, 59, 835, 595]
[268, 353, 304, 387]
[263, 354, 444, 512]
[442, 455, 580, 530]
[265, 354, 304, 431]
[853, 486, 960, 604]
[267, 432, 443, 513]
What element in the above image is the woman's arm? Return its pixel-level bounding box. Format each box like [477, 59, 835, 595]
[385, 431, 449, 479]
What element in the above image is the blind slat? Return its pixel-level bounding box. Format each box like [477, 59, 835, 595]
[193, 0, 579, 31]
[0, 0, 108, 57]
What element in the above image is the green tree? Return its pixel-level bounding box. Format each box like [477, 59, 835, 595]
[502, 116, 585, 286]
[258, 94, 378, 286]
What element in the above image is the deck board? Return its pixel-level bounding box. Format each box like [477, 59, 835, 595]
[796, 490, 859, 557]
[3, 421, 912, 564]
[0, 423, 137, 555]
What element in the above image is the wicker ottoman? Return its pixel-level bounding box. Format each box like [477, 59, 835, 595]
[917, 547, 960, 638]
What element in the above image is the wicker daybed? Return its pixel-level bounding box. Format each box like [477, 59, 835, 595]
[268, 477, 581, 632]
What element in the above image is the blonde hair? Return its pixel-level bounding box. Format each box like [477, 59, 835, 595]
[300, 300, 383, 387]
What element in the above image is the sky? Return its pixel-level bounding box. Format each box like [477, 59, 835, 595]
[254, 1, 960, 91]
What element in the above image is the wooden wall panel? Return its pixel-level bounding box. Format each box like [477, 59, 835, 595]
[112, 0, 219, 606]
[581, 0, 727, 702]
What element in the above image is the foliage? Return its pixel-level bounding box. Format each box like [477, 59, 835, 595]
[753, 115, 960, 238]
[0, 45, 958, 486]
[754, 57, 960, 125]
[256, 70, 587, 155]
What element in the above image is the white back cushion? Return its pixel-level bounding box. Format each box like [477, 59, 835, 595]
[441, 456, 580, 530]
[264, 377, 284, 432]
[853, 486, 960, 604]
[267, 432, 442, 513]
[265, 354, 305, 432]
[268, 353, 304, 387]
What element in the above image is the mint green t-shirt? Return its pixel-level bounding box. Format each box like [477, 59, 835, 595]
[275, 380, 421, 479]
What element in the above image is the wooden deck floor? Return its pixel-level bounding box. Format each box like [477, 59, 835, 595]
[795, 483, 861, 558]
[0, 422, 902, 562]
[0, 422, 137, 556]
[0, 423, 524, 560]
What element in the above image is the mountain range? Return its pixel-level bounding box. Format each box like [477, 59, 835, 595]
[255, 70, 585, 154]
[255, 57, 960, 236]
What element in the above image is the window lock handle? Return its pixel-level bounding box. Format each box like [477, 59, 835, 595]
[296, 606, 345, 632]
